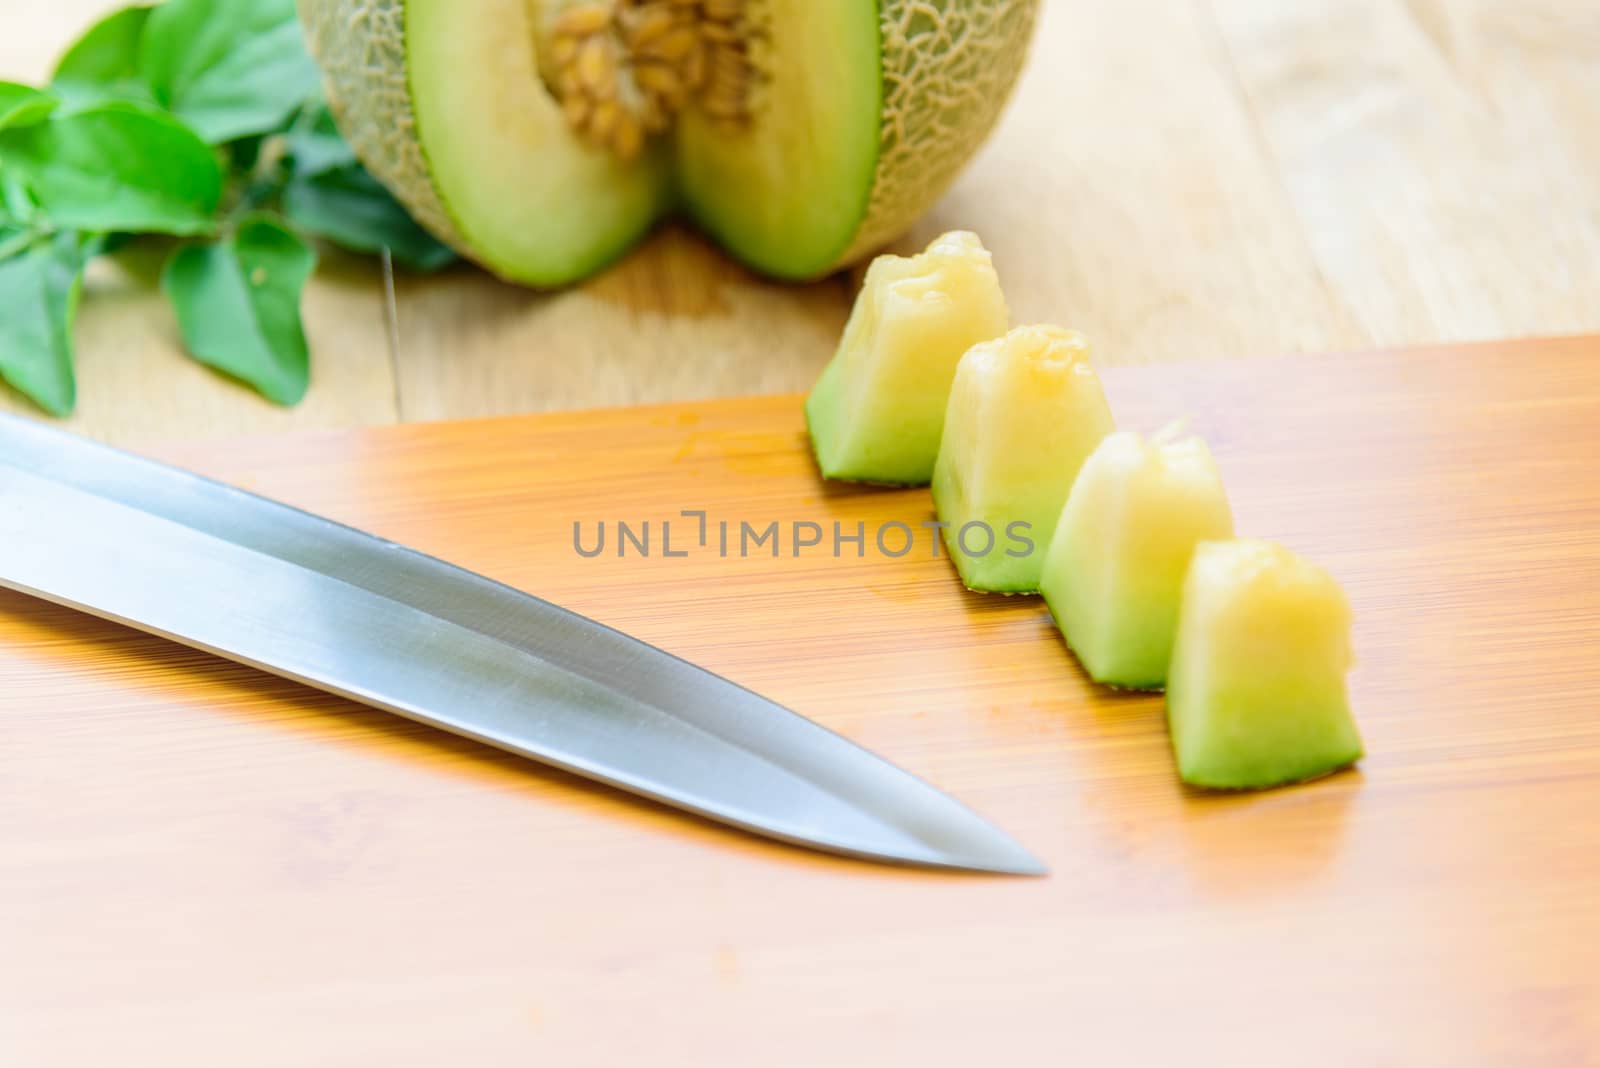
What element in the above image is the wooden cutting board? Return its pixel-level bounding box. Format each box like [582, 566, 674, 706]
[4, 337, 1598, 1066]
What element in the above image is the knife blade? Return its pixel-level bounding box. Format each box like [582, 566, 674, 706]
[0, 414, 1044, 875]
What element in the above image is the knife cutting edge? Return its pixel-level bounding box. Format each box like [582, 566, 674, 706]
[0, 413, 1045, 875]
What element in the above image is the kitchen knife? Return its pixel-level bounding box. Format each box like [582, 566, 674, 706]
[0, 413, 1044, 875]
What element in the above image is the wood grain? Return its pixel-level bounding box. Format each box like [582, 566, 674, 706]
[1204, 0, 1600, 346]
[6, 2, 1600, 443]
[3, 337, 1598, 1065]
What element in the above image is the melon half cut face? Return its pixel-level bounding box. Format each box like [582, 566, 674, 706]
[1040, 427, 1235, 691]
[931, 325, 1116, 594]
[298, 0, 1042, 284]
[805, 231, 1009, 485]
[1166, 539, 1364, 790]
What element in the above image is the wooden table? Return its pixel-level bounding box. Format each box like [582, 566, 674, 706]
[3, 0, 1599, 445]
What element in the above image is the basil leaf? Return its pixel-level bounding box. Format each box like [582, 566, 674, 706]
[0, 225, 36, 263]
[0, 232, 85, 416]
[282, 165, 455, 272]
[140, 0, 320, 144]
[162, 213, 316, 405]
[0, 103, 221, 234]
[50, 6, 156, 109]
[0, 82, 57, 131]
[283, 103, 356, 177]
[0, 219, 25, 255]
[0, 169, 37, 226]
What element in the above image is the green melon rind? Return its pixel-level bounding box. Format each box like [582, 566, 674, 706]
[940, 531, 1040, 594]
[928, 495, 1042, 595]
[680, 0, 1041, 279]
[674, 1, 885, 282]
[803, 365, 933, 486]
[297, 0, 465, 251]
[839, 0, 1040, 266]
[1040, 587, 1169, 693]
[299, 0, 669, 285]
[1168, 678, 1364, 790]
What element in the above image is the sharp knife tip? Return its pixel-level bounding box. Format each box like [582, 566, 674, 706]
[959, 845, 1049, 878]
[893, 828, 1048, 877]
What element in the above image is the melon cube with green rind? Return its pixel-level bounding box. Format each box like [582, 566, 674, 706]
[930, 325, 1115, 593]
[1167, 539, 1364, 789]
[805, 231, 1009, 485]
[1040, 427, 1235, 690]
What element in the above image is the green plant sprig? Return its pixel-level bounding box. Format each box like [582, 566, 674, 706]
[0, 0, 454, 417]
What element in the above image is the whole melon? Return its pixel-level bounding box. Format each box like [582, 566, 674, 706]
[297, 0, 1039, 285]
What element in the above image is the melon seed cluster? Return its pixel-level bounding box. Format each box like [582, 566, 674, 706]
[548, 0, 766, 160]
[805, 232, 1365, 791]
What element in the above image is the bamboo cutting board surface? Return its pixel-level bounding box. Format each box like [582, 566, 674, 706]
[4, 337, 1599, 1066]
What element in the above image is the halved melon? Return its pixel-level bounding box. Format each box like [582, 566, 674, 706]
[1040, 427, 1234, 690]
[298, 0, 1041, 284]
[930, 325, 1115, 593]
[805, 231, 1008, 485]
[1167, 539, 1364, 790]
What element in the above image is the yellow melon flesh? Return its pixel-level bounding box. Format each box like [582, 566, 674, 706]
[805, 231, 1009, 485]
[1167, 539, 1364, 789]
[1040, 428, 1235, 690]
[931, 325, 1116, 593]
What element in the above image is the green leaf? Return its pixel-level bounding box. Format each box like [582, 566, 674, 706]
[0, 168, 38, 226]
[50, 6, 156, 109]
[0, 232, 85, 416]
[162, 213, 316, 405]
[282, 165, 456, 272]
[0, 225, 37, 264]
[0, 82, 58, 131]
[283, 103, 356, 177]
[140, 0, 320, 144]
[0, 103, 221, 234]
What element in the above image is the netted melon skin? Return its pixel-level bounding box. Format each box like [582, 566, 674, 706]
[297, 0, 468, 251]
[842, 0, 1041, 265]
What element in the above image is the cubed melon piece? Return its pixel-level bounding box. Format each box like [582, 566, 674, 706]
[930, 325, 1116, 593]
[1167, 539, 1364, 789]
[804, 231, 1009, 485]
[1040, 426, 1235, 690]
